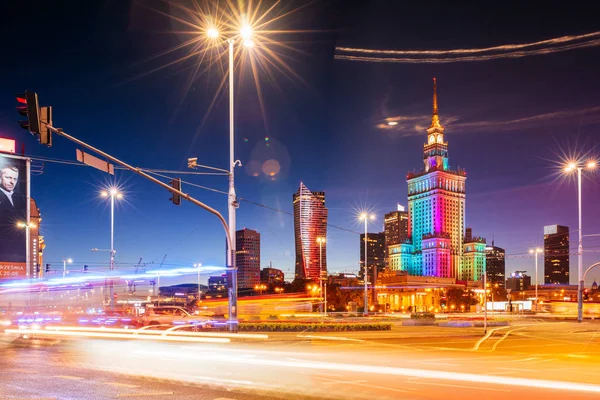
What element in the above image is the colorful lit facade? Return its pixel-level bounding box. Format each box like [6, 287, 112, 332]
[293, 182, 328, 280]
[402, 79, 485, 279]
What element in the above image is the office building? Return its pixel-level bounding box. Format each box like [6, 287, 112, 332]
[506, 271, 531, 292]
[260, 267, 284, 286]
[236, 228, 261, 289]
[485, 241, 506, 288]
[293, 182, 328, 280]
[403, 78, 485, 278]
[544, 225, 569, 284]
[384, 205, 409, 266]
[359, 232, 386, 280]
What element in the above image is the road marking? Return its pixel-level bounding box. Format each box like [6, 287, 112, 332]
[497, 367, 539, 372]
[52, 375, 84, 380]
[408, 380, 511, 392]
[314, 376, 413, 394]
[513, 357, 540, 362]
[104, 382, 139, 388]
[9, 368, 38, 374]
[421, 362, 460, 366]
[117, 392, 174, 397]
[566, 354, 589, 358]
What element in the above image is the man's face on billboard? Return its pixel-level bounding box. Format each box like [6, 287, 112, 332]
[0, 167, 18, 192]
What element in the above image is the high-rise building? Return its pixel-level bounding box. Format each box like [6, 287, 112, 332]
[403, 78, 484, 279]
[293, 182, 328, 280]
[384, 205, 409, 266]
[506, 271, 531, 292]
[236, 228, 261, 289]
[485, 241, 506, 288]
[544, 225, 569, 284]
[360, 232, 386, 279]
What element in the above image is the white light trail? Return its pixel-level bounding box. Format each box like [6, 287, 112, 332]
[133, 349, 600, 394]
[335, 31, 600, 63]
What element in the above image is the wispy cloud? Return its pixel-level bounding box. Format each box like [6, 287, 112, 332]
[377, 106, 600, 136]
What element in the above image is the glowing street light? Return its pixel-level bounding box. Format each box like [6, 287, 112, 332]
[563, 159, 597, 322]
[359, 212, 376, 316]
[206, 27, 219, 39]
[240, 24, 253, 40]
[100, 187, 123, 309]
[529, 247, 543, 311]
[193, 263, 202, 298]
[62, 258, 72, 279]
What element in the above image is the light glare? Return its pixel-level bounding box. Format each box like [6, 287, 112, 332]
[240, 25, 253, 39]
[587, 160, 597, 169]
[207, 28, 219, 39]
[243, 39, 255, 48]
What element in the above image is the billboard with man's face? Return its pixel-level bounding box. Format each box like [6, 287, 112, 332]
[0, 153, 30, 279]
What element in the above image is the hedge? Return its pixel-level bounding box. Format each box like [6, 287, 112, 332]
[238, 322, 393, 332]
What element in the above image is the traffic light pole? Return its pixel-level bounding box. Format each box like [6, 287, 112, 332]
[43, 124, 238, 331]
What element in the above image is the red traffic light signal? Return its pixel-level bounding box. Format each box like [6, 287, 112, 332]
[16, 91, 40, 134]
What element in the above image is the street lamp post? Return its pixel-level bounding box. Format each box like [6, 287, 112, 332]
[359, 212, 375, 316]
[529, 248, 542, 311]
[194, 263, 202, 299]
[317, 237, 326, 314]
[101, 188, 123, 309]
[17, 222, 36, 278]
[205, 26, 255, 329]
[564, 160, 596, 323]
[62, 258, 72, 279]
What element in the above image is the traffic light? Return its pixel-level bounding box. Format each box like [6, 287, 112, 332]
[169, 178, 182, 205]
[83, 265, 89, 272]
[39, 106, 52, 147]
[583, 289, 589, 301]
[45, 263, 51, 273]
[16, 91, 40, 134]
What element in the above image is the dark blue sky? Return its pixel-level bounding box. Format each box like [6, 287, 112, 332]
[1, 0, 599, 285]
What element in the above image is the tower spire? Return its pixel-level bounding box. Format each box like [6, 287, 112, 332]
[430, 77, 441, 128]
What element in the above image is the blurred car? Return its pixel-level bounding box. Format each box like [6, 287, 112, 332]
[142, 306, 216, 328]
[77, 310, 141, 329]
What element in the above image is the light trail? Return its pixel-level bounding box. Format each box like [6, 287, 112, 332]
[44, 325, 268, 340]
[132, 349, 600, 394]
[335, 31, 600, 63]
[5, 328, 230, 344]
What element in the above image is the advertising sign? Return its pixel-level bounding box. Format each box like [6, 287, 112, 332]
[0, 153, 30, 279]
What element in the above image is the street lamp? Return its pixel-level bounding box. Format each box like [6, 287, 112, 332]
[100, 187, 123, 309]
[529, 248, 543, 311]
[563, 159, 597, 322]
[194, 263, 202, 299]
[359, 212, 376, 316]
[62, 258, 72, 279]
[205, 25, 256, 328]
[316, 237, 326, 314]
[17, 222, 37, 278]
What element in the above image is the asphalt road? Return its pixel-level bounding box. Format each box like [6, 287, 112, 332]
[2, 320, 600, 399]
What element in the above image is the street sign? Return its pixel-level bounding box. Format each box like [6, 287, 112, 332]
[76, 149, 114, 175]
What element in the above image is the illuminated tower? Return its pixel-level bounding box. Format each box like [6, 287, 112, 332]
[293, 182, 328, 280]
[407, 78, 467, 278]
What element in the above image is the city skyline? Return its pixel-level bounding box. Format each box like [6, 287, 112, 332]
[0, 1, 599, 285]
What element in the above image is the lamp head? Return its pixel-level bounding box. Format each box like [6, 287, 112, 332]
[240, 25, 253, 40]
[207, 27, 219, 39]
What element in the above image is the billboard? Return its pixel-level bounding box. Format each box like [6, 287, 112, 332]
[0, 153, 30, 279]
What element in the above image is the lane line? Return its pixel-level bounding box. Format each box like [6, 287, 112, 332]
[408, 380, 511, 392]
[314, 376, 414, 394]
[117, 392, 174, 397]
[497, 367, 539, 372]
[104, 382, 139, 388]
[52, 375, 84, 380]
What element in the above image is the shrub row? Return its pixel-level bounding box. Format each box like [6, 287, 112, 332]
[238, 322, 393, 332]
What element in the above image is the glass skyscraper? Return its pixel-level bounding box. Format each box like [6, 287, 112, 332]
[293, 182, 328, 280]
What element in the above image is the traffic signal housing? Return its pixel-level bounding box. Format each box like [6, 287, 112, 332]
[583, 289, 589, 301]
[45, 264, 51, 273]
[169, 178, 182, 205]
[39, 106, 52, 146]
[16, 91, 40, 134]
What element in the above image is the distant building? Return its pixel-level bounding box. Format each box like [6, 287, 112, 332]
[208, 275, 227, 292]
[485, 241, 506, 288]
[360, 232, 386, 278]
[236, 228, 261, 289]
[384, 206, 409, 266]
[506, 271, 531, 292]
[544, 225, 569, 284]
[293, 182, 328, 280]
[260, 267, 284, 286]
[462, 236, 486, 281]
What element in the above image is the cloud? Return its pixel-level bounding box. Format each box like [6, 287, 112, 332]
[377, 106, 600, 136]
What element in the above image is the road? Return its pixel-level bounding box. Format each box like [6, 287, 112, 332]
[2, 320, 600, 399]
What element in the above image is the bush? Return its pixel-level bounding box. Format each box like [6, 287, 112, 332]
[238, 322, 392, 332]
[267, 315, 279, 320]
[410, 312, 436, 320]
[249, 315, 261, 321]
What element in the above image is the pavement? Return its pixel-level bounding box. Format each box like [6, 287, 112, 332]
[2, 319, 600, 399]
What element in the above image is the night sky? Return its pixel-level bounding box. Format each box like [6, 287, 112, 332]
[1, 0, 599, 285]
